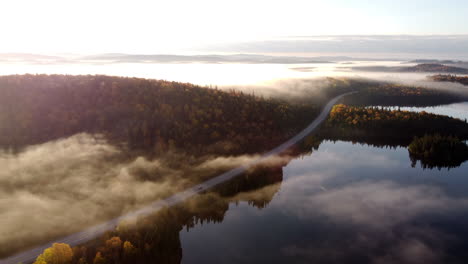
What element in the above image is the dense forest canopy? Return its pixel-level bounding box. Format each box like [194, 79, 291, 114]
[0, 74, 340, 154]
[1, 74, 466, 154]
[341, 83, 468, 106]
[322, 104, 468, 146]
[4, 74, 468, 264]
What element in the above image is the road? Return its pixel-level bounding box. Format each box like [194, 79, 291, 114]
[0, 92, 355, 264]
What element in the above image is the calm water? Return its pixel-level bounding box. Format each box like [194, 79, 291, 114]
[3, 103, 468, 263]
[179, 141, 468, 264]
[176, 103, 468, 264]
[378, 102, 468, 121]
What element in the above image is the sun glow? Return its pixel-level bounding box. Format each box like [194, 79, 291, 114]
[0, 60, 418, 86]
[3, 0, 460, 54]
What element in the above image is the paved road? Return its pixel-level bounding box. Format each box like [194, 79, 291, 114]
[0, 92, 355, 264]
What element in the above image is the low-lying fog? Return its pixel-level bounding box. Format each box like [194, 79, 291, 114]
[1, 54, 468, 258]
[1, 59, 468, 107]
[0, 56, 466, 96]
[0, 134, 290, 256]
[0, 59, 406, 85]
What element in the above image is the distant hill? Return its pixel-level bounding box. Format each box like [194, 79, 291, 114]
[0, 52, 331, 65]
[0, 53, 66, 62]
[408, 59, 468, 69]
[402, 63, 468, 74]
[80, 53, 331, 64]
[352, 63, 468, 74]
[409, 59, 464, 64]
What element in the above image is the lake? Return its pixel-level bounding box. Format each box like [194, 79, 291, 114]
[2, 96, 468, 264]
[175, 103, 468, 264]
[376, 102, 468, 121]
[178, 141, 468, 263]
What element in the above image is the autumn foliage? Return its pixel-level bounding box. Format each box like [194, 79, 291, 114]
[33, 243, 73, 264]
[341, 83, 467, 106]
[323, 104, 468, 146]
[0, 74, 321, 154]
[430, 74, 468, 86]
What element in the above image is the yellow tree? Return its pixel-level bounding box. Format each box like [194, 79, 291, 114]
[33, 243, 73, 264]
[123, 241, 137, 259]
[105, 237, 122, 263]
[93, 252, 106, 264]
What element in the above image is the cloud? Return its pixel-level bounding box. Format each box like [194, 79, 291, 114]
[0, 134, 183, 255]
[220, 77, 350, 102]
[277, 179, 468, 229]
[212, 35, 468, 60]
[276, 177, 460, 263]
[372, 239, 443, 264]
[0, 133, 283, 257]
[309, 181, 458, 227]
[281, 236, 445, 264]
[269, 143, 468, 229]
[195, 154, 291, 171]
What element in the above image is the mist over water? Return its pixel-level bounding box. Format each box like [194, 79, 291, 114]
[0, 134, 179, 255]
[2, 0, 468, 261]
[0, 133, 291, 257]
[181, 141, 468, 264]
[1, 53, 468, 263]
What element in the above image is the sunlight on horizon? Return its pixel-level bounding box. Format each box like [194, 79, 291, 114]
[1, 0, 467, 54]
[0, 61, 410, 86]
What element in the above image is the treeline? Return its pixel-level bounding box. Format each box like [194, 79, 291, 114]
[403, 63, 468, 74]
[409, 134, 468, 169]
[2, 75, 463, 154]
[0, 74, 343, 155]
[430, 74, 468, 86]
[21, 103, 468, 264]
[321, 104, 468, 146]
[342, 83, 468, 106]
[31, 165, 286, 264]
[4, 129, 319, 259]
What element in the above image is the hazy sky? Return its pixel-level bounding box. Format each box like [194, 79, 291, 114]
[1, 0, 467, 54]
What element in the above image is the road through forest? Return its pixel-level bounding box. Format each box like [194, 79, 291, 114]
[0, 92, 356, 264]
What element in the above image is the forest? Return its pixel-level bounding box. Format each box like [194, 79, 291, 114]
[321, 104, 468, 146]
[409, 134, 468, 169]
[27, 112, 468, 264]
[0, 75, 355, 155]
[319, 104, 468, 168]
[9, 75, 468, 264]
[430, 74, 468, 86]
[341, 83, 468, 106]
[1, 75, 466, 155]
[403, 63, 468, 74]
[29, 164, 287, 264]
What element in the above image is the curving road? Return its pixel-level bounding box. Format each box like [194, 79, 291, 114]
[0, 92, 356, 264]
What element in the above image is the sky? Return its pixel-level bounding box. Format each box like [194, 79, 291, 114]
[1, 0, 468, 54]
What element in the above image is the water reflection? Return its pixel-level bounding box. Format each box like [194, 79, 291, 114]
[3, 101, 468, 263]
[372, 102, 468, 121]
[3, 131, 468, 263]
[181, 141, 468, 264]
[63, 137, 468, 264]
